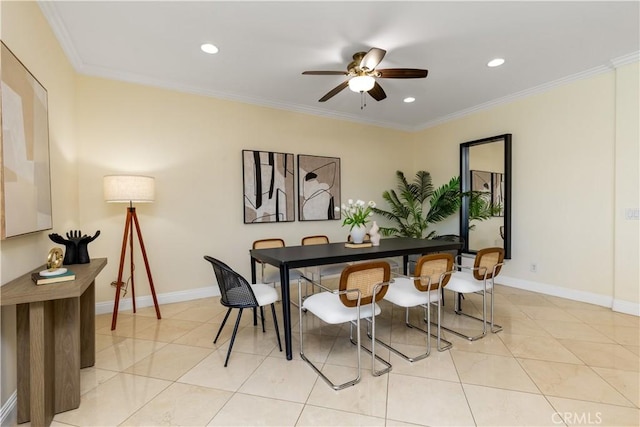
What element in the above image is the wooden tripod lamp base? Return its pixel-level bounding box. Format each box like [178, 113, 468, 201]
[103, 175, 161, 330]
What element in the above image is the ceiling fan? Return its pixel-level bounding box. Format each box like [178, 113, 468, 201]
[302, 47, 428, 102]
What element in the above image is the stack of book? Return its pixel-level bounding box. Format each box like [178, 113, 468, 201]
[32, 269, 76, 285]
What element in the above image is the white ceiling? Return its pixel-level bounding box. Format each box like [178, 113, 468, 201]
[39, 1, 639, 131]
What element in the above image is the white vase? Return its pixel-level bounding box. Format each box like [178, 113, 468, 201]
[350, 224, 367, 244]
[369, 221, 381, 246]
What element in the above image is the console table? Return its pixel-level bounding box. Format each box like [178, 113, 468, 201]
[1, 258, 107, 426]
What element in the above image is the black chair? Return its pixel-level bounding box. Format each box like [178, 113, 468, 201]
[204, 256, 282, 366]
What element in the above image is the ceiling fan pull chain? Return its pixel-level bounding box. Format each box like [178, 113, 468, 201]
[361, 91, 366, 110]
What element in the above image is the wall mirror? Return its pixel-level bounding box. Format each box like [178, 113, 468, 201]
[460, 134, 512, 259]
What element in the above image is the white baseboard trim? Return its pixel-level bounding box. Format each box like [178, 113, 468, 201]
[499, 275, 639, 316]
[96, 285, 220, 315]
[499, 275, 613, 307]
[612, 299, 640, 316]
[95, 277, 640, 317]
[0, 391, 16, 427]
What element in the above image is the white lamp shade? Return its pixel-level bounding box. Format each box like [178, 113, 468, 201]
[348, 75, 375, 93]
[104, 175, 155, 203]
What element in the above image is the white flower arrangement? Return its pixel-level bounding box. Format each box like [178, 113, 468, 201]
[335, 199, 376, 230]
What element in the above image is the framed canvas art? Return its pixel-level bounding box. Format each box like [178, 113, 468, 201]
[298, 154, 340, 221]
[242, 149, 295, 223]
[1, 42, 52, 239]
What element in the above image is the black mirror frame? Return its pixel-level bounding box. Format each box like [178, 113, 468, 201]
[460, 134, 512, 259]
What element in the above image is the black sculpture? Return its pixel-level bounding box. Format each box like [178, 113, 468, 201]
[49, 230, 100, 265]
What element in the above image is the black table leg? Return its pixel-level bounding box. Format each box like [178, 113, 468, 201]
[279, 266, 292, 360]
[250, 257, 258, 325]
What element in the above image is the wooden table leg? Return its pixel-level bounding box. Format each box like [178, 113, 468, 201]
[19, 301, 56, 426]
[16, 304, 30, 424]
[80, 281, 96, 368]
[53, 297, 81, 413]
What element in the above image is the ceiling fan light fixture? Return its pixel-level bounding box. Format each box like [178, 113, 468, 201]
[348, 75, 375, 93]
[403, 97, 416, 103]
[487, 58, 505, 67]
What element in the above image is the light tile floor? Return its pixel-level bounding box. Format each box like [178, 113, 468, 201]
[33, 282, 640, 426]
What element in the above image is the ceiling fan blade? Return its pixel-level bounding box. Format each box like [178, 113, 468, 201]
[359, 48, 386, 71]
[368, 81, 387, 101]
[302, 71, 348, 75]
[377, 68, 428, 78]
[319, 80, 349, 102]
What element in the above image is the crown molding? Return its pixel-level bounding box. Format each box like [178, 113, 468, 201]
[416, 50, 640, 131]
[38, 1, 85, 70]
[37, 0, 638, 133]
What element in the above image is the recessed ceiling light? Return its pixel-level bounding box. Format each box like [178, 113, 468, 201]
[201, 43, 219, 54]
[487, 58, 505, 67]
[403, 97, 416, 103]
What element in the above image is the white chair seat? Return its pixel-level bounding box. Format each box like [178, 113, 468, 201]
[250, 283, 280, 306]
[446, 274, 493, 294]
[262, 266, 304, 283]
[384, 277, 439, 307]
[302, 292, 381, 324]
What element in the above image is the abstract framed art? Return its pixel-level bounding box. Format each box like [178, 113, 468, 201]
[297, 154, 340, 221]
[0, 42, 52, 239]
[242, 149, 295, 223]
[470, 170, 492, 194]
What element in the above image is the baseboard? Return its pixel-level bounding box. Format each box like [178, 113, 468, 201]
[612, 299, 640, 316]
[499, 275, 640, 316]
[96, 285, 220, 315]
[0, 391, 16, 427]
[95, 276, 640, 317]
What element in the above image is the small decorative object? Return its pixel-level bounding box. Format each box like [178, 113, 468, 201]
[32, 269, 75, 285]
[48, 230, 100, 265]
[335, 199, 376, 244]
[32, 247, 75, 285]
[369, 221, 381, 246]
[46, 247, 64, 271]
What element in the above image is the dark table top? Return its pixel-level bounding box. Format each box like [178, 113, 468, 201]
[250, 237, 462, 269]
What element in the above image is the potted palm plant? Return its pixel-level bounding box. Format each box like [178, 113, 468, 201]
[372, 170, 461, 238]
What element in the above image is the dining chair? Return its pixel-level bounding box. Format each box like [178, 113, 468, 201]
[442, 247, 505, 341]
[301, 235, 350, 283]
[252, 238, 303, 300]
[203, 256, 282, 366]
[299, 261, 392, 390]
[376, 253, 454, 362]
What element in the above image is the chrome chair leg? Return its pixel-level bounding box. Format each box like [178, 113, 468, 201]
[444, 285, 502, 341]
[353, 319, 392, 375]
[298, 276, 362, 390]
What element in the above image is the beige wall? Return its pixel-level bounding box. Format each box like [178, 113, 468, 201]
[74, 76, 410, 306]
[1, 0, 638, 416]
[411, 70, 638, 309]
[614, 62, 640, 311]
[0, 0, 79, 412]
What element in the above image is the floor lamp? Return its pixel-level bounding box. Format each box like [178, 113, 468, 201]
[104, 175, 162, 330]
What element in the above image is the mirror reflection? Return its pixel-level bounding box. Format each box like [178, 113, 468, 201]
[460, 134, 511, 259]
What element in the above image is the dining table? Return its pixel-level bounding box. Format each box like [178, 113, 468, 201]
[249, 236, 463, 360]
